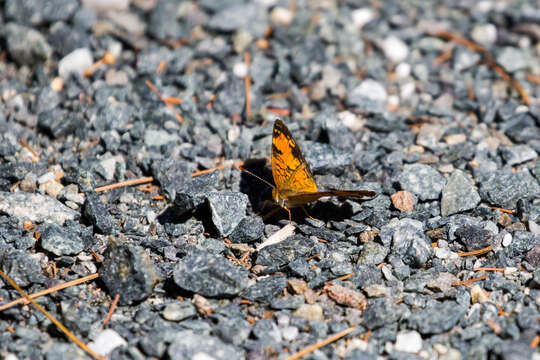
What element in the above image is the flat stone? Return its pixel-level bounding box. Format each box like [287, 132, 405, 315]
[292, 304, 323, 322]
[229, 216, 265, 243]
[379, 218, 432, 267]
[441, 170, 481, 216]
[256, 235, 317, 269]
[99, 244, 159, 305]
[0, 249, 44, 287]
[455, 224, 493, 251]
[40, 224, 84, 256]
[207, 191, 248, 237]
[397, 164, 446, 201]
[168, 330, 244, 360]
[480, 169, 540, 209]
[0, 191, 79, 225]
[162, 301, 197, 322]
[500, 145, 537, 166]
[4, 23, 52, 65]
[408, 301, 467, 334]
[173, 249, 249, 297]
[240, 276, 287, 303]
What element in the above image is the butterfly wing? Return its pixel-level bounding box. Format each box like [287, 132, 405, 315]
[284, 189, 376, 207]
[272, 119, 318, 196]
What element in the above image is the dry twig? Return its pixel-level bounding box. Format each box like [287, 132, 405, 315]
[94, 177, 154, 192]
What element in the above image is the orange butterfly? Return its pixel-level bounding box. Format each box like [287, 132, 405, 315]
[268, 119, 375, 222]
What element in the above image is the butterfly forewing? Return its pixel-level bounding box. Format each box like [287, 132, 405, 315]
[272, 119, 317, 195]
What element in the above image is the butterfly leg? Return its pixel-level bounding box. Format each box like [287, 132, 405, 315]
[255, 200, 274, 216]
[261, 206, 281, 221]
[285, 207, 292, 224]
[301, 206, 319, 222]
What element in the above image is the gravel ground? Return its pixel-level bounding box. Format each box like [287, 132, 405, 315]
[0, 0, 540, 359]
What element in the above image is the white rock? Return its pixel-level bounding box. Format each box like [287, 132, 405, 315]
[58, 48, 93, 79]
[434, 246, 452, 259]
[529, 220, 540, 235]
[88, 329, 127, 356]
[388, 95, 399, 108]
[395, 62, 411, 78]
[351, 79, 387, 103]
[471, 24, 497, 45]
[233, 62, 248, 78]
[351, 8, 375, 29]
[382, 36, 409, 63]
[400, 82, 416, 100]
[339, 111, 364, 132]
[440, 348, 463, 360]
[82, 0, 130, 12]
[38, 172, 56, 184]
[502, 233, 512, 247]
[281, 326, 299, 341]
[270, 7, 294, 26]
[395, 331, 422, 353]
[192, 353, 216, 360]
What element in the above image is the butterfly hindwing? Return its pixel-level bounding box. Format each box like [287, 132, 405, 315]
[285, 190, 376, 207]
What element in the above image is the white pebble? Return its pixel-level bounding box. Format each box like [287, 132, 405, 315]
[387, 95, 399, 108]
[351, 8, 375, 29]
[395, 331, 422, 353]
[192, 353, 216, 360]
[352, 79, 387, 102]
[502, 233, 512, 247]
[88, 329, 127, 356]
[270, 7, 294, 26]
[529, 220, 540, 235]
[281, 326, 299, 341]
[471, 24, 497, 45]
[81, 0, 130, 12]
[395, 62, 411, 79]
[58, 48, 93, 79]
[37, 172, 55, 184]
[382, 36, 409, 63]
[400, 82, 416, 100]
[339, 111, 364, 132]
[233, 62, 248, 78]
[146, 210, 157, 224]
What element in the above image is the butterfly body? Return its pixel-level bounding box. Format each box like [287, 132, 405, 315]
[271, 119, 375, 220]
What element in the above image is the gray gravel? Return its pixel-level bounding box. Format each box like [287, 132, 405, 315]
[0, 1, 539, 359]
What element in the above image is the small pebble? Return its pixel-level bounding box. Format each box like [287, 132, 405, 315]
[88, 329, 127, 356]
[391, 190, 415, 212]
[471, 23, 497, 45]
[351, 8, 376, 29]
[293, 304, 324, 322]
[270, 7, 294, 26]
[382, 36, 409, 63]
[58, 48, 93, 79]
[395, 330, 422, 353]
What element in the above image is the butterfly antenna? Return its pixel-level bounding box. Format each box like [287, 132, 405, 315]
[236, 165, 275, 190]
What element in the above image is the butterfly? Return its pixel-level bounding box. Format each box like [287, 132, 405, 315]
[268, 119, 376, 222]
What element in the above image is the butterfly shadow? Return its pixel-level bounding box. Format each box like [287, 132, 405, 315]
[238, 160, 275, 215]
